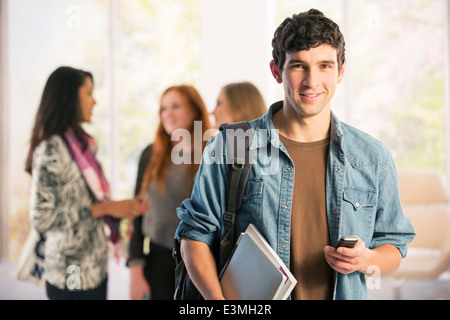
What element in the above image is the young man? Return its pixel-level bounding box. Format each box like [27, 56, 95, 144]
[175, 9, 415, 300]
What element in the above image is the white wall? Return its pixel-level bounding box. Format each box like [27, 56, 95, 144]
[199, 0, 278, 111]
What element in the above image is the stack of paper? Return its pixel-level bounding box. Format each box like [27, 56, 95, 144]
[219, 224, 297, 300]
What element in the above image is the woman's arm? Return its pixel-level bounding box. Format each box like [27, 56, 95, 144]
[91, 199, 143, 220]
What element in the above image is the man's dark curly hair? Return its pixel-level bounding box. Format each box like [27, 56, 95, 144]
[272, 9, 346, 73]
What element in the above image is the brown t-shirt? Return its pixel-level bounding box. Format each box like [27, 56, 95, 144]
[280, 134, 334, 300]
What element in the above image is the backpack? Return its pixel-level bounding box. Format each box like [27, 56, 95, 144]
[173, 121, 253, 300]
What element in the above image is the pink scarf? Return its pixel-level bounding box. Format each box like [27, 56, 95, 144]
[63, 127, 120, 244]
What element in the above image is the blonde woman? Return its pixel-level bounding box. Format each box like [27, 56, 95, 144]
[212, 81, 267, 128]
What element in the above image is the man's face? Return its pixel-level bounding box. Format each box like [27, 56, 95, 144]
[272, 44, 346, 119]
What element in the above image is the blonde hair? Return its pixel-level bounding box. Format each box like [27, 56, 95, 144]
[222, 82, 267, 122]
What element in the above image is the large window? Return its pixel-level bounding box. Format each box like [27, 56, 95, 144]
[277, 0, 447, 175]
[4, 0, 109, 261]
[2, 0, 200, 261]
[1, 0, 448, 262]
[109, 0, 201, 196]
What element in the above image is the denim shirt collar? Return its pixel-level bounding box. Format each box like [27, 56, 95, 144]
[251, 100, 344, 151]
[250, 101, 283, 151]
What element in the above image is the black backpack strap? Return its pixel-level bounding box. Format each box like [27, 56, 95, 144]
[219, 121, 253, 268]
[172, 121, 253, 300]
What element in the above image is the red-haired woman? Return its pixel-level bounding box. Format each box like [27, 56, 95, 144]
[127, 85, 213, 300]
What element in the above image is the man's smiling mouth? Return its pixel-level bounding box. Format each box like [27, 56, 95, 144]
[301, 93, 321, 97]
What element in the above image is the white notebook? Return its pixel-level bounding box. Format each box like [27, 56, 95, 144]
[219, 224, 297, 300]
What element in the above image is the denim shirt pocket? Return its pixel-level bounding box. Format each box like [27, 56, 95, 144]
[342, 187, 377, 239]
[240, 178, 264, 230]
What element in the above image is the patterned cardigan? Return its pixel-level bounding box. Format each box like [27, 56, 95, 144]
[29, 135, 109, 291]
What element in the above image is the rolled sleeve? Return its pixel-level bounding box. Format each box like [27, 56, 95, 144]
[370, 152, 416, 257]
[175, 135, 228, 247]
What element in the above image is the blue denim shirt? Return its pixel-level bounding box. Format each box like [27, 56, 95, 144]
[175, 101, 415, 300]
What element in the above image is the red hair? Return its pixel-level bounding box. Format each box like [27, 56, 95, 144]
[140, 85, 212, 195]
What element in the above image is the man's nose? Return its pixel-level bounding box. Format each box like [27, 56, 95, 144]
[303, 69, 320, 87]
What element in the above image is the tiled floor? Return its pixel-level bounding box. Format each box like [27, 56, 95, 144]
[1, 260, 449, 300]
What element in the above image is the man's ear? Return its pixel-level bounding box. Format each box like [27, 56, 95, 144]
[337, 60, 346, 84]
[270, 60, 283, 84]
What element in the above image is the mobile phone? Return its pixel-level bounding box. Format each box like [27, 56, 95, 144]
[336, 235, 358, 248]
